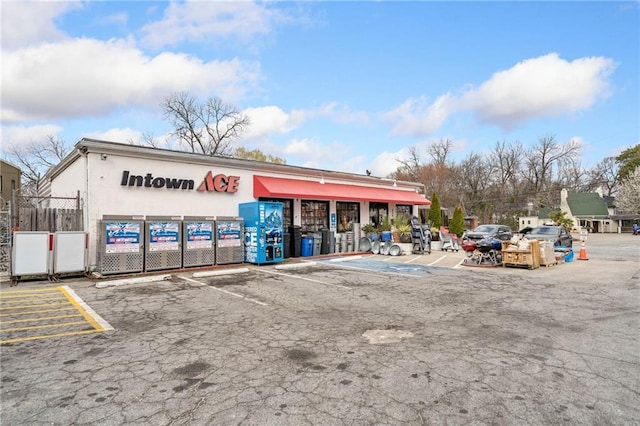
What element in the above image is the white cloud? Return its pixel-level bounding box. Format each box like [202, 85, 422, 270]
[385, 95, 452, 137]
[461, 53, 616, 129]
[82, 128, 143, 144]
[386, 53, 616, 137]
[1, 124, 64, 151]
[369, 151, 406, 177]
[140, 1, 283, 49]
[0, 1, 81, 49]
[242, 106, 301, 140]
[1, 38, 261, 122]
[278, 137, 355, 171]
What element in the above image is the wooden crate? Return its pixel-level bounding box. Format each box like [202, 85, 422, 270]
[502, 240, 540, 269]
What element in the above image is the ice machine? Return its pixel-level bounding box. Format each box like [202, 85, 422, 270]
[239, 202, 284, 265]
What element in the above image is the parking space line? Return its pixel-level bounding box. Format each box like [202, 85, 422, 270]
[0, 307, 77, 318]
[59, 286, 113, 331]
[2, 314, 84, 325]
[452, 258, 466, 269]
[1, 302, 71, 311]
[0, 286, 113, 345]
[2, 321, 89, 333]
[428, 255, 447, 266]
[1, 330, 101, 345]
[259, 269, 351, 290]
[179, 276, 268, 306]
[403, 255, 423, 264]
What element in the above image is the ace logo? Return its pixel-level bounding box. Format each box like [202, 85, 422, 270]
[197, 171, 240, 193]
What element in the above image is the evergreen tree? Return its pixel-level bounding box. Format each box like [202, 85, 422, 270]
[449, 205, 465, 237]
[428, 192, 442, 229]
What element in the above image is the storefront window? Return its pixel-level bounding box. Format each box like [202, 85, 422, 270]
[336, 202, 360, 232]
[369, 202, 388, 228]
[259, 198, 292, 229]
[396, 204, 412, 222]
[301, 200, 328, 232]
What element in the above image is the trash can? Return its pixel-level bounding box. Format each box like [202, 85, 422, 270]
[312, 232, 322, 256]
[321, 228, 330, 254]
[301, 237, 314, 257]
[283, 232, 291, 258]
[290, 225, 302, 257]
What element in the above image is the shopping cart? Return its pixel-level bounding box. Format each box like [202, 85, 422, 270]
[439, 226, 459, 252]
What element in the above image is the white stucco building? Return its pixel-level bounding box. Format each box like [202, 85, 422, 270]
[40, 139, 430, 271]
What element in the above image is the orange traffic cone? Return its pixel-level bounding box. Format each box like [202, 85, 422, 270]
[578, 241, 589, 260]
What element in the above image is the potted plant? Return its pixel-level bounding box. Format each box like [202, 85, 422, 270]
[362, 223, 379, 241]
[394, 216, 412, 243]
[379, 216, 392, 242]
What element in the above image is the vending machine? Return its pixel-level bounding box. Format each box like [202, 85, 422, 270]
[239, 202, 284, 265]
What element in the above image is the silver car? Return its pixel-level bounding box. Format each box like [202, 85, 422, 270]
[526, 225, 573, 247]
[462, 224, 513, 242]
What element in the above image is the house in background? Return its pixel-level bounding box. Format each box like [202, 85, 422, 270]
[0, 159, 21, 207]
[561, 188, 614, 233]
[519, 188, 623, 234]
[518, 207, 554, 231]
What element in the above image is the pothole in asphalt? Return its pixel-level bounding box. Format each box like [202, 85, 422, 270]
[362, 329, 414, 344]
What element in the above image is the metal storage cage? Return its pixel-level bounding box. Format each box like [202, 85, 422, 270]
[182, 217, 215, 268]
[214, 217, 244, 265]
[98, 215, 145, 275]
[145, 216, 183, 272]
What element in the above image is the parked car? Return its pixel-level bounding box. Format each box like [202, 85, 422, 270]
[526, 225, 573, 247]
[462, 224, 513, 242]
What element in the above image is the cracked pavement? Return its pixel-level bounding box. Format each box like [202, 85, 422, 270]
[1, 233, 639, 425]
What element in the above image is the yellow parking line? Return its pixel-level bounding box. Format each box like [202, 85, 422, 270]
[1, 296, 67, 304]
[0, 286, 112, 344]
[1, 287, 60, 294]
[1, 321, 89, 333]
[0, 307, 77, 317]
[1, 329, 100, 344]
[58, 286, 105, 331]
[0, 302, 70, 311]
[2, 314, 84, 325]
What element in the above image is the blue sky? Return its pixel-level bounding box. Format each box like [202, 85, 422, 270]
[2, 1, 638, 177]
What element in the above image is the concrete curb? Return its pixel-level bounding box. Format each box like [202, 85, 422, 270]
[329, 256, 362, 262]
[193, 268, 249, 278]
[275, 262, 318, 270]
[95, 274, 172, 289]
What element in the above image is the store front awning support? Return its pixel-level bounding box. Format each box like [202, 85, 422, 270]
[253, 175, 430, 205]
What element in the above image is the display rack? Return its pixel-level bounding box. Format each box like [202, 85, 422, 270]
[301, 201, 328, 232]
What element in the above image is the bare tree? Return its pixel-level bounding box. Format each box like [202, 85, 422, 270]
[557, 157, 588, 193]
[162, 92, 251, 156]
[4, 135, 70, 194]
[457, 152, 493, 222]
[135, 131, 165, 149]
[488, 140, 523, 192]
[586, 157, 620, 196]
[428, 138, 454, 165]
[393, 146, 423, 182]
[522, 135, 581, 206]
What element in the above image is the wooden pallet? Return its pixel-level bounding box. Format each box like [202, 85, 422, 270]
[503, 262, 538, 270]
[541, 261, 558, 268]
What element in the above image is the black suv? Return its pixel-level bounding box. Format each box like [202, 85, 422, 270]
[463, 224, 513, 242]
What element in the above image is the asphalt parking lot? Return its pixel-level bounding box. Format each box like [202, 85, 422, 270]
[1, 233, 639, 425]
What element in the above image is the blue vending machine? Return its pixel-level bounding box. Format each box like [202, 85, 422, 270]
[239, 201, 284, 265]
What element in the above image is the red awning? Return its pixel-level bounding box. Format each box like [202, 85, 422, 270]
[254, 175, 430, 205]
